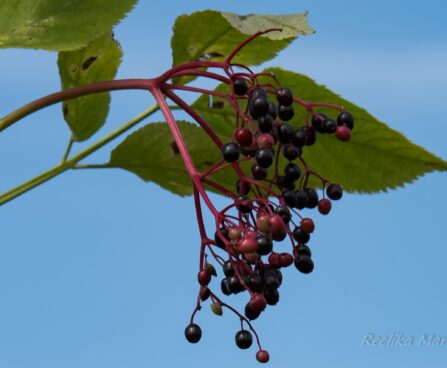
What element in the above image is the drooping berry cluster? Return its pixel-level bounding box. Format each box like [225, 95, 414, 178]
[154, 29, 353, 363]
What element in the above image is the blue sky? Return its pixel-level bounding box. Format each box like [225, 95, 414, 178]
[1, 1, 446, 367]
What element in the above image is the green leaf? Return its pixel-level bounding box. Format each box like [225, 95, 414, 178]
[58, 32, 122, 141]
[0, 0, 137, 51]
[191, 67, 447, 193]
[171, 10, 314, 84]
[109, 121, 222, 196]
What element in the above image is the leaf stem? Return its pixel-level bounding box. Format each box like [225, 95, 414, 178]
[61, 136, 74, 163]
[0, 104, 159, 206]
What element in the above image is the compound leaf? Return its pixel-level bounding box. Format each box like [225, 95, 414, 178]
[171, 10, 314, 84]
[0, 0, 137, 51]
[58, 32, 122, 141]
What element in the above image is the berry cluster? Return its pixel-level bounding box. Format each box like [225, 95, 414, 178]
[154, 29, 354, 363]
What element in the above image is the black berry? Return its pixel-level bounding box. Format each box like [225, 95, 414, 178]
[222, 142, 240, 162]
[276, 87, 293, 106]
[256, 148, 274, 168]
[185, 323, 202, 343]
[326, 183, 343, 200]
[294, 255, 314, 274]
[337, 111, 354, 130]
[233, 78, 248, 96]
[235, 330, 253, 349]
[278, 104, 295, 121]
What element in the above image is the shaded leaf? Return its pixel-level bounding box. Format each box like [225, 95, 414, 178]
[58, 32, 122, 141]
[171, 10, 314, 84]
[109, 121, 222, 196]
[0, 0, 137, 51]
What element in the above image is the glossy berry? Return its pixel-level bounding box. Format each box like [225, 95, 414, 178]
[222, 142, 240, 162]
[256, 236, 273, 256]
[245, 303, 261, 320]
[185, 323, 202, 343]
[282, 144, 301, 160]
[268, 252, 280, 268]
[200, 287, 211, 301]
[296, 244, 312, 257]
[248, 273, 263, 292]
[221, 278, 231, 295]
[249, 87, 267, 99]
[295, 190, 308, 209]
[304, 188, 319, 208]
[222, 260, 234, 277]
[269, 214, 286, 236]
[256, 148, 274, 168]
[284, 162, 301, 181]
[318, 198, 332, 215]
[263, 274, 280, 291]
[311, 113, 326, 133]
[198, 270, 211, 286]
[337, 111, 354, 130]
[274, 205, 291, 223]
[264, 289, 280, 305]
[323, 118, 337, 134]
[326, 183, 343, 200]
[276, 175, 295, 191]
[291, 129, 307, 147]
[335, 125, 352, 141]
[276, 86, 294, 106]
[250, 293, 267, 311]
[235, 128, 253, 147]
[278, 123, 294, 143]
[258, 114, 273, 133]
[294, 255, 314, 274]
[293, 226, 310, 244]
[305, 126, 317, 146]
[228, 275, 244, 293]
[256, 350, 270, 363]
[233, 78, 248, 96]
[301, 218, 315, 233]
[214, 227, 229, 248]
[252, 96, 269, 117]
[239, 237, 259, 253]
[266, 101, 277, 120]
[251, 163, 268, 180]
[283, 190, 298, 208]
[235, 330, 253, 349]
[278, 104, 295, 121]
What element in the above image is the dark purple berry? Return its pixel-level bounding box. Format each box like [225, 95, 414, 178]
[274, 205, 291, 223]
[256, 236, 273, 256]
[282, 144, 301, 160]
[264, 289, 280, 305]
[185, 323, 202, 343]
[222, 260, 234, 277]
[258, 114, 273, 132]
[305, 127, 317, 146]
[268, 101, 278, 120]
[337, 111, 354, 130]
[294, 255, 314, 274]
[296, 244, 312, 257]
[276, 176, 295, 191]
[295, 190, 308, 209]
[256, 148, 274, 168]
[284, 162, 301, 181]
[236, 195, 251, 213]
[248, 274, 263, 292]
[236, 179, 251, 196]
[278, 104, 295, 121]
[278, 123, 294, 143]
[283, 190, 298, 208]
[304, 188, 319, 208]
[323, 118, 337, 134]
[233, 78, 248, 96]
[311, 113, 326, 133]
[252, 97, 269, 117]
[292, 227, 310, 244]
[222, 142, 240, 162]
[326, 183, 343, 200]
[291, 129, 307, 148]
[276, 87, 293, 106]
[235, 330, 253, 349]
[214, 227, 229, 248]
[245, 303, 261, 320]
[251, 163, 268, 180]
[228, 275, 244, 293]
[221, 278, 231, 295]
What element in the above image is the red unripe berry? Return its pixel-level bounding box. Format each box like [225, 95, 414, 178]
[256, 350, 270, 363]
[198, 270, 211, 286]
[239, 237, 259, 253]
[269, 214, 286, 235]
[335, 125, 352, 141]
[246, 230, 258, 239]
[250, 293, 267, 312]
[245, 252, 259, 263]
[318, 198, 332, 215]
[268, 252, 280, 268]
[279, 252, 294, 267]
[235, 128, 253, 146]
[256, 214, 271, 234]
[300, 218, 315, 233]
[257, 133, 274, 149]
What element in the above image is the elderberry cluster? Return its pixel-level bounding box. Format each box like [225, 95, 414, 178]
[184, 75, 353, 363]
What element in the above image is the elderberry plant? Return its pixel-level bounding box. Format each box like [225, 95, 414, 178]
[1, 2, 446, 364]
